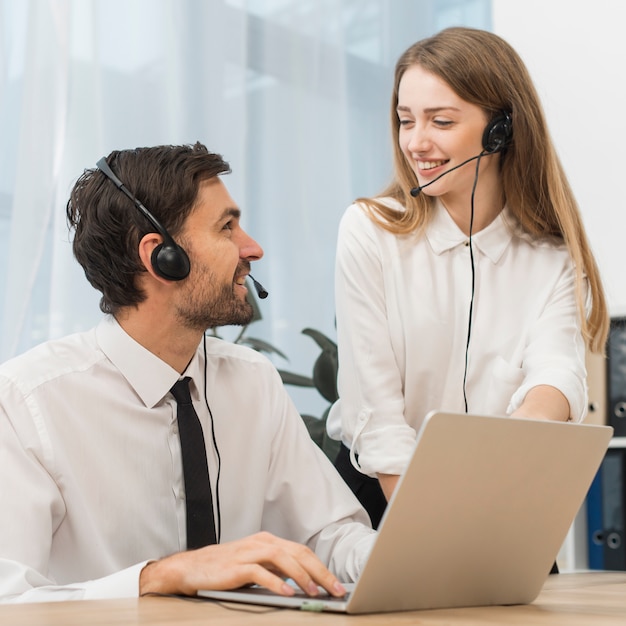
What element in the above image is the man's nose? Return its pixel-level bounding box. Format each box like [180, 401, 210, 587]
[239, 229, 263, 261]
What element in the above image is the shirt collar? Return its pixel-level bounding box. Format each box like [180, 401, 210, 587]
[425, 201, 515, 263]
[96, 315, 203, 409]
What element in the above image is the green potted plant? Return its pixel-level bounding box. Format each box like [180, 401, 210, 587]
[208, 284, 340, 461]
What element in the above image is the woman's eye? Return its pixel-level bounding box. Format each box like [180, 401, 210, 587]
[433, 119, 453, 127]
[398, 118, 413, 126]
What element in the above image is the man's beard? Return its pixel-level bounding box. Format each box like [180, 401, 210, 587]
[175, 265, 254, 331]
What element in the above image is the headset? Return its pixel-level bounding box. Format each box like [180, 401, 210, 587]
[481, 111, 513, 155]
[96, 157, 269, 300]
[408, 112, 513, 412]
[96, 157, 191, 281]
[411, 111, 513, 197]
[463, 111, 512, 412]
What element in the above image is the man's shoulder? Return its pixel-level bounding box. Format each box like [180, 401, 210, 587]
[0, 328, 101, 391]
[200, 336, 285, 395]
[203, 336, 276, 368]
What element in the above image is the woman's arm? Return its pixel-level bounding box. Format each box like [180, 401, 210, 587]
[511, 384, 571, 421]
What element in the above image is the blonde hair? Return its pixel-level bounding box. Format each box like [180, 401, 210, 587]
[362, 27, 608, 353]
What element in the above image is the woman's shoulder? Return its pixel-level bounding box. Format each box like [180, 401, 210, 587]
[503, 209, 568, 253]
[342, 196, 406, 229]
[353, 195, 405, 212]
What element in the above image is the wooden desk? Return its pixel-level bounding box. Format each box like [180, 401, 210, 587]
[2, 572, 626, 625]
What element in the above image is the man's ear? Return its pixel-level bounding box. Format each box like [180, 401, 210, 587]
[138, 233, 169, 284]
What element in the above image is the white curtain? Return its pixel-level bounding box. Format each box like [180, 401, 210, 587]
[0, 0, 490, 415]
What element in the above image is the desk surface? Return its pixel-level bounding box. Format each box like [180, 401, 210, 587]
[2, 572, 626, 625]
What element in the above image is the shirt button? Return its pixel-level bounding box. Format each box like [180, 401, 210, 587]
[464, 240, 470, 247]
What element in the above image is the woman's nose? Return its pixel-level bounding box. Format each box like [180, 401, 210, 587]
[406, 124, 430, 154]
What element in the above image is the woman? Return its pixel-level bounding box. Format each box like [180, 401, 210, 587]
[327, 27, 608, 529]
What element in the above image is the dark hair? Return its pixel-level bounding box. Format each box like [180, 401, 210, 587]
[66, 142, 231, 315]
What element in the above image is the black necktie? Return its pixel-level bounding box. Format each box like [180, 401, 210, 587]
[170, 377, 217, 548]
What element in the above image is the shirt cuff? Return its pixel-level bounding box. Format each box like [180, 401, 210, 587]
[83, 561, 150, 600]
[354, 424, 417, 477]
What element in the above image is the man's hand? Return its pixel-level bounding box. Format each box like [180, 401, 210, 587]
[139, 531, 347, 598]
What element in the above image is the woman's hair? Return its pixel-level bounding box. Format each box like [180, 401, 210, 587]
[66, 142, 230, 315]
[362, 27, 608, 352]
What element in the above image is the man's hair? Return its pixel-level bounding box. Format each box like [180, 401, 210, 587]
[66, 142, 231, 315]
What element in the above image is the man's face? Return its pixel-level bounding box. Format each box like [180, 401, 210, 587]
[174, 178, 263, 330]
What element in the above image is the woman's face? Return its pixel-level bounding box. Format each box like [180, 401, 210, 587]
[397, 64, 499, 205]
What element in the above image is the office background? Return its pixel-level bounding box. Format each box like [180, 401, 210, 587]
[0, 0, 623, 421]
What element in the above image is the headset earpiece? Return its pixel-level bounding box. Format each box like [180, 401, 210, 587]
[482, 111, 513, 154]
[96, 156, 191, 282]
[150, 241, 190, 281]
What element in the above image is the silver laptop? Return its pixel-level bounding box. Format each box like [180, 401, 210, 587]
[198, 411, 612, 614]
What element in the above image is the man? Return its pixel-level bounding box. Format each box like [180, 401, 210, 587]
[0, 143, 375, 602]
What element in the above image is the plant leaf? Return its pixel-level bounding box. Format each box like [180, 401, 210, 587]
[312, 350, 338, 402]
[319, 405, 341, 461]
[302, 328, 337, 352]
[240, 337, 288, 359]
[301, 414, 325, 448]
[277, 370, 314, 387]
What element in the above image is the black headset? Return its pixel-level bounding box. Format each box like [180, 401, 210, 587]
[96, 157, 191, 281]
[463, 110, 513, 413]
[411, 111, 513, 197]
[481, 111, 513, 154]
[405, 110, 513, 411]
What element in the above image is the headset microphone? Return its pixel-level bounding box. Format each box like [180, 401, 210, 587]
[410, 111, 513, 197]
[249, 275, 268, 299]
[410, 153, 484, 197]
[98, 157, 270, 299]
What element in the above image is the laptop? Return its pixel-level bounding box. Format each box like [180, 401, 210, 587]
[198, 411, 612, 613]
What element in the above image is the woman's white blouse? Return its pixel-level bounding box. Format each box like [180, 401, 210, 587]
[326, 199, 587, 477]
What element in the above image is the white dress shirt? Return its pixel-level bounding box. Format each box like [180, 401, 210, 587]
[0, 316, 375, 603]
[327, 199, 587, 477]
